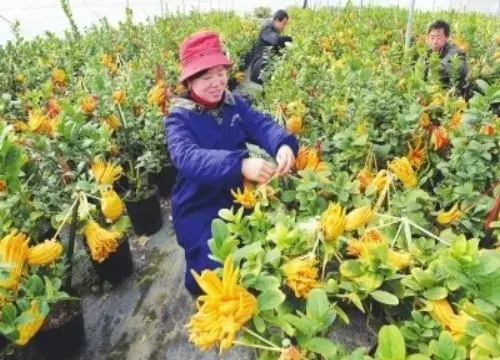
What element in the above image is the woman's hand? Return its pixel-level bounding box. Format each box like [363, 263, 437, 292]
[275, 145, 295, 176]
[242, 158, 276, 184]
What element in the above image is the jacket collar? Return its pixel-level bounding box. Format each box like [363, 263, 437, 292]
[170, 91, 235, 114]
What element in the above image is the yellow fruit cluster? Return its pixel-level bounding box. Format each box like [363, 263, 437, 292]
[100, 189, 124, 221]
[283, 257, 320, 298]
[231, 186, 256, 209]
[388, 157, 417, 188]
[0, 231, 30, 289]
[188, 257, 257, 352]
[321, 202, 346, 242]
[27, 239, 63, 266]
[83, 219, 120, 263]
[294, 146, 326, 173]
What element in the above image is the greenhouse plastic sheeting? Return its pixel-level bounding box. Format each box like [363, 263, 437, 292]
[0, 0, 497, 44]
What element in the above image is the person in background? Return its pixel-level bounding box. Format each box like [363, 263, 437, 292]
[249, 10, 293, 85]
[164, 31, 299, 295]
[425, 20, 468, 95]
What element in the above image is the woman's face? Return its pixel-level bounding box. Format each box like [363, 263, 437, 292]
[189, 66, 227, 103]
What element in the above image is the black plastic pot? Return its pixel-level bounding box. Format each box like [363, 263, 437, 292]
[148, 165, 178, 198]
[124, 185, 163, 236]
[34, 296, 85, 360]
[90, 237, 134, 284]
[113, 175, 130, 195]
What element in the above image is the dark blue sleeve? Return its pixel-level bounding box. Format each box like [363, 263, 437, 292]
[237, 97, 299, 157]
[164, 113, 248, 189]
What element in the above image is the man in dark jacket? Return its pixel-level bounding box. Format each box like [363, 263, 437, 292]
[250, 10, 293, 85]
[425, 20, 468, 95]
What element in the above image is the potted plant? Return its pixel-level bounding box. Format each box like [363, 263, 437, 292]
[108, 71, 165, 235]
[33, 196, 85, 360]
[0, 213, 80, 358]
[81, 169, 134, 283]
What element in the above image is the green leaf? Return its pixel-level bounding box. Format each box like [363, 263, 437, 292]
[476, 79, 490, 94]
[473, 333, 500, 355]
[479, 274, 500, 307]
[423, 287, 448, 300]
[252, 276, 281, 292]
[0, 323, 17, 338]
[284, 314, 314, 335]
[281, 190, 296, 203]
[464, 320, 485, 337]
[232, 242, 263, 263]
[261, 313, 295, 336]
[376, 325, 406, 360]
[109, 215, 131, 234]
[307, 288, 330, 322]
[26, 275, 44, 295]
[340, 260, 364, 277]
[263, 248, 281, 265]
[411, 268, 436, 288]
[436, 331, 456, 360]
[304, 337, 338, 360]
[218, 208, 234, 222]
[346, 292, 365, 313]
[257, 289, 286, 312]
[406, 355, 431, 360]
[370, 290, 399, 306]
[1, 303, 17, 324]
[219, 238, 239, 260]
[44, 276, 55, 298]
[95, 75, 105, 90]
[471, 251, 500, 276]
[253, 315, 266, 334]
[211, 219, 228, 246]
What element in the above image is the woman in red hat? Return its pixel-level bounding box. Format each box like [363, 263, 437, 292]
[164, 31, 299, 295]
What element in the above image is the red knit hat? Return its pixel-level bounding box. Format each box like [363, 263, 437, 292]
[179, 31, 233, 82]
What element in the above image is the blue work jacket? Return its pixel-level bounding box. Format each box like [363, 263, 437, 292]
[164, 91, 298, 293]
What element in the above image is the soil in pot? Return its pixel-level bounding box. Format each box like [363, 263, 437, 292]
[124, 185, 163, 236]
[34, 297, 84, 360]
[90, 237, 134, 284]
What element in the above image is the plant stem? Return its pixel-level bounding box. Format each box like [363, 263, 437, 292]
[406, 218, 450, 245]
[232, 341, 282, 352]
[375, 213, 401, 221]
[311, 233, 321, 255]
[321, 254, 330, 282]
[64, 196, 79, 291]
[242, 327, 281, 349]
[367, 219, 401, 231]
[391, 221, 404, 249]
[51, 194, 79, 241]
[117, 103, 127, 129]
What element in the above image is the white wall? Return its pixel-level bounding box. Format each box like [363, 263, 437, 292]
[0, 0, 497, 44]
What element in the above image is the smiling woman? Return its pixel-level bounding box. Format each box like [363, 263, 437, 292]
[164, 30, 299, 295]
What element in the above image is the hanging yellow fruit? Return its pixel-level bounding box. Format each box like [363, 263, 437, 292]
[0, 230, 30, 290]
[27, 239, 63, 266]
[436, 203, 461, 225]
[320, 202, 346, 242]
[345, 205, 373, 231]
[100, 189, 124, 221]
